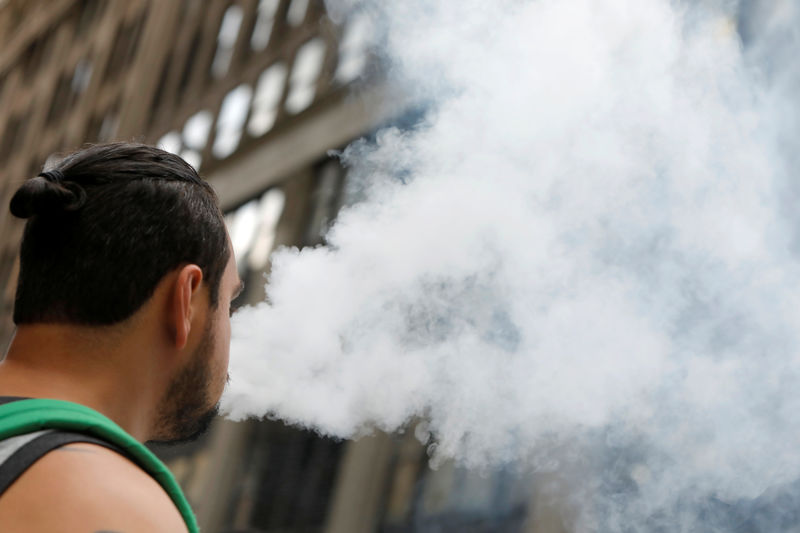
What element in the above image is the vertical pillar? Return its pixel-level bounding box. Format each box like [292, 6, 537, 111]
[524, 472, 571, 533]
[323, 431, 395, 533]
[116, 0, 183, 139]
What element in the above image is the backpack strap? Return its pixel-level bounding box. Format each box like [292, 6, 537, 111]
[0, 398, 198, 533]
[0, 430, 125, 495]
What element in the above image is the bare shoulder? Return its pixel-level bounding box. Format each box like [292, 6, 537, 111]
[0, 442, 188, 533]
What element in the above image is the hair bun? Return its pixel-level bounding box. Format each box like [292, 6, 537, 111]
[9, 172, 87, 219]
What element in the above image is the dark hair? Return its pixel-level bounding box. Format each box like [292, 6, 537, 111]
[9, 143, 229, 325]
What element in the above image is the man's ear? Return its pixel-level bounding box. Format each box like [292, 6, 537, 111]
[171, 264, 204, 350]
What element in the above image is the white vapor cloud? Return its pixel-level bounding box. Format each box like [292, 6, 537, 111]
[223, 0, 800, 529]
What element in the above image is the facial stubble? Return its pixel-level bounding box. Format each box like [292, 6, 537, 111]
[150, 316, 223, 444]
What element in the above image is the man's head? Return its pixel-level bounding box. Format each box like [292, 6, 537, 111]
[11, 142, 229, 325]
[9, 142, 242, 442]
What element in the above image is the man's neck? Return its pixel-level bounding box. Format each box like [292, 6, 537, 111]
[0, 324, 163, 441]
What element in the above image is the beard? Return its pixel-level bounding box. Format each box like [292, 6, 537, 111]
[148, 316, 223, 445]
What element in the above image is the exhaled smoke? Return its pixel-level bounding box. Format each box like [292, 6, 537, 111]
[223, 0, 800, 530]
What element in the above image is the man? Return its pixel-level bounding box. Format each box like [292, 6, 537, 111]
[0, 143, 243, 532]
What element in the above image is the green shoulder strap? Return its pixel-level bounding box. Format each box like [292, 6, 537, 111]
[0, 398, 199, 533]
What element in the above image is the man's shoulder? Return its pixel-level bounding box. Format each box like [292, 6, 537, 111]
[0, 441, 188, 532]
